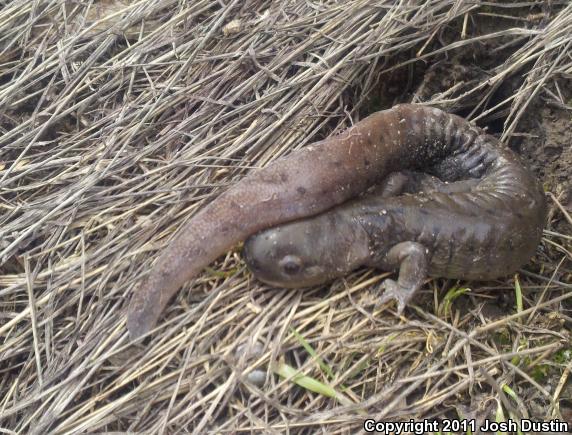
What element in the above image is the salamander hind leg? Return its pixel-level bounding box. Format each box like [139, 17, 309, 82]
[378, 241, 429, 314]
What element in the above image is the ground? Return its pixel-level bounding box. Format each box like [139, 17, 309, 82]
[0, 1, 571, 433]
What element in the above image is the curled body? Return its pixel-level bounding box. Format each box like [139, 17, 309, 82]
[128, 104, 546, 338]
[243, 115, 546, 312]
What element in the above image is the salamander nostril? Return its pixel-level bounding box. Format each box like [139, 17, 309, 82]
[280, 255, 302, 275]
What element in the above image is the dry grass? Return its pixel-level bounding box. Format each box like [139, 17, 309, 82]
[1, 0, 571, 433]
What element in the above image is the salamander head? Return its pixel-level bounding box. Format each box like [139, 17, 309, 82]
[243, 212, 370, 288]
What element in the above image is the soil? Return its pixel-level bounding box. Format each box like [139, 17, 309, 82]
[515, 80, 572, 272]
[518, 84, 572, 207]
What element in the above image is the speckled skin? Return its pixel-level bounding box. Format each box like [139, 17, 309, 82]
[243, 110, 547, 312]
[128, 104, 546, 338]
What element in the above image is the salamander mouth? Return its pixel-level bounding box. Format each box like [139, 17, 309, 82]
[276, 264, 330, 288]
[256, 276, 306, 288]
[255, 268, 329, 288]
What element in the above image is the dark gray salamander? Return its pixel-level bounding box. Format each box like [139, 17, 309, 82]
[243, 118, 546, 312]
[128, 104, 546, 338]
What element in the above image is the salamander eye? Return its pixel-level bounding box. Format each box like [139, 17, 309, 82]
[280, 255, 303, 275]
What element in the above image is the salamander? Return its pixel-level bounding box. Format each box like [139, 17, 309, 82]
[128, 104, 546, 339]
[243, 166, 546, 312]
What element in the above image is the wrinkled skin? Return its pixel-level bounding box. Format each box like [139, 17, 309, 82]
[244, 145, 546, 313]
[128, 105, 546, 339]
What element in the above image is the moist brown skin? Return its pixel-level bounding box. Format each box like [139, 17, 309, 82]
[244, 118, 547, 313]
[128, 104, 546, 339]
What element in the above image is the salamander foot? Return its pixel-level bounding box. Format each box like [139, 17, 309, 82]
[377, 241, 429, 315]
[379, 278, 417, 314]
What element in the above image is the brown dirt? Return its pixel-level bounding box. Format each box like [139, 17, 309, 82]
[518, 81, 572, 205]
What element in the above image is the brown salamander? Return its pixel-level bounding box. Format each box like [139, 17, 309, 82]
[128, 104, 546, 339]
[243, 166, 545, 312]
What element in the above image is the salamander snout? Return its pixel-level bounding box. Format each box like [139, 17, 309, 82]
[242, 220, 336, 288]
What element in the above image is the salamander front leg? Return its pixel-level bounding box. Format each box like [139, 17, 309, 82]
[378, 241, 429, 314]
